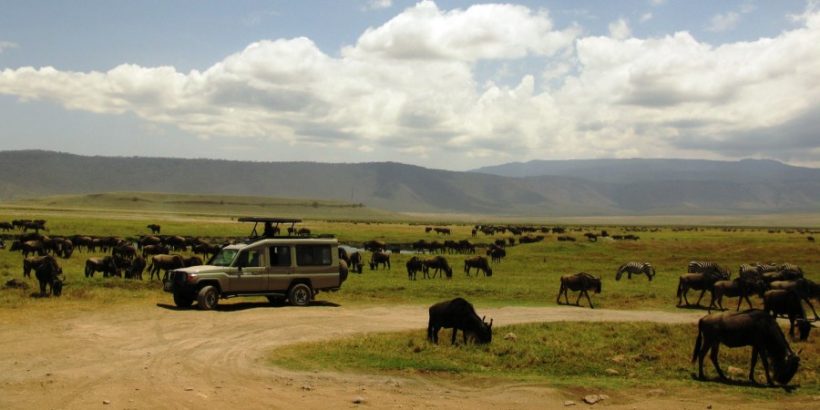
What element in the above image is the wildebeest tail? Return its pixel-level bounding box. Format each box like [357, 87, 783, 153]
[676, 278, 683, 298]
[692, 325, 703, 363]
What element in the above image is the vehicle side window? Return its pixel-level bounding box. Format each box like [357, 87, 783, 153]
[235, 249, 261, 267]
[268, 246, 291, 267]
[295, 245, 332, 266]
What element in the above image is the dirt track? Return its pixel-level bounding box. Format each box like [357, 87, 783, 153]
[0, 303, 804, 409]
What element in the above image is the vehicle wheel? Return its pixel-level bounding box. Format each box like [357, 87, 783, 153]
[266, 295, 286, 306]
[288, 283, 312, 307]
[174, 291, 194, 308]
[197, 285, 219, 310]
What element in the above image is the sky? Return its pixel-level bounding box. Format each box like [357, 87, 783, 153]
[0, 0, 818, 170]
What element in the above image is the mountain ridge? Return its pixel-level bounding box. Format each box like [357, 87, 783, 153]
[1, 150, 818, 216]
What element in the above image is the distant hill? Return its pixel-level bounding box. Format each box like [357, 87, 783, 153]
[1, 150, 819, 216]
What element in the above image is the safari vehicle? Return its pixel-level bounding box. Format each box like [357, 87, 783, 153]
[163, 217, 348, 310]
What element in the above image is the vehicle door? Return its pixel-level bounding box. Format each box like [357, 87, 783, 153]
[267, 245, 293, 292]
[228, 247, 267, 292]
[294, 244, 338, 288]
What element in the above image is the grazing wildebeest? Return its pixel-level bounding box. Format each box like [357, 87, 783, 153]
[85, 256, 119, 278]
[11, 240, 46, 257]
[764, 290, 813, 341]
[615, 262, 655, 281]
[148, 254, 185, 280]
[677, 269, 730, 307]
[138, 235, 161, 250]
[52, 238, 74, 258]
[422, 255, 452, 279]
[433, 227, 451, 235]
[193, 242, 221, 259]
[809, 236, 815, 242]
[769, 279, 820, 320]
[406, 256, 423, 280]
[557, 272, 602, 309]
[368, 251, 390, 270]
[164, 235, 189, 252]
[142, 244, 169, 258]
[338, 247, 350, 265]
[427, 297, 493, 345]
[0, 222, 13, 231]
[147, 224, 161, 234]
[0, 238, 4, 249]
[488, 246, 506, 263]
[708, 277, 764, 313]
[23, 256, 52, 278]
[763, 269, 804, 284]
[349, 251, 364, 273]
[124, 256, 146, 280]
[692, 309, 800, 386]
[34, 256, 63, 297]
[464, 256, 492, 277]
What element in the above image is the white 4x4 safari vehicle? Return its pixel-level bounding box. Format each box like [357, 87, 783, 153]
[163, 218, 348, 310]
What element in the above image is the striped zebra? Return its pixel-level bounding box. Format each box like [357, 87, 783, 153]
[754, 263, 780, 273]
[779, 263, 803, 275]
[687, 261, 730, 279]
[738, 264, 763, 280]
[615, 262, 655, 281]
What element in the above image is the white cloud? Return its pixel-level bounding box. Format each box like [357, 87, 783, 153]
[649, 0, 666, 6]
[366, 0, 392, 10]
[707, 11, 740, 32]
[639, 12, 653, 23]
[0, 41, 18, 53]
[1, 1, 820, 166]
[608, 18, 631, 40]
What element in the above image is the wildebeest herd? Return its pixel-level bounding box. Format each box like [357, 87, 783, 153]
[2, 218, 818, 389]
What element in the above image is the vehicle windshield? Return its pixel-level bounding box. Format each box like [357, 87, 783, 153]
[209, 249, 238, 267]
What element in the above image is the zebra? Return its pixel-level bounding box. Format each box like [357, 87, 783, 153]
[687, 261, 730, 279]
[779, 263, 803, 275]
[615, 262, 655, 281]
[738, 264, 763, 281]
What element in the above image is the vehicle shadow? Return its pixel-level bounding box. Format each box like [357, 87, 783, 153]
[155, 300, 341, 312]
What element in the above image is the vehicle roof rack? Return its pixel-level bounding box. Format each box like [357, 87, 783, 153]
[238, 217, 302, 238]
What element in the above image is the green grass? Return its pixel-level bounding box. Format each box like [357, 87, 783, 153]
[0, 205, 818, 310]
[269, 322, 820, 398]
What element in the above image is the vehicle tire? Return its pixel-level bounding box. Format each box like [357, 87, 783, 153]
[288, 283, 312, 307]
[266, 295, 286, 306]
[174, 291, 194, 308]
[197, 285, 219, 310]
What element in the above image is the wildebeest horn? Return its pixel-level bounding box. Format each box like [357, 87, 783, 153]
[489, 318, 493, 327]
[482, 315, 485, 322]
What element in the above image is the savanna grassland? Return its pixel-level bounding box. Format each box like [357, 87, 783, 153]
[1, 193, 819, 404]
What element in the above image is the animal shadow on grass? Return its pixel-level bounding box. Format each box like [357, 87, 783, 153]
[689, 373, 799, 392]
[676, 303, 711, 311]
[155, 300, 341, 312]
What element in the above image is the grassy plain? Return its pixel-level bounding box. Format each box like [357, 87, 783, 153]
[1, 192, 818, 311]
[1, 192, 819, 403]
[269, 322, 820, 398]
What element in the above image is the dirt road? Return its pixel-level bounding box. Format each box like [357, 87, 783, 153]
[0, 303, 801, 409]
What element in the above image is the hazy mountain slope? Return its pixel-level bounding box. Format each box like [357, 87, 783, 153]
[2, 150, 819, 215]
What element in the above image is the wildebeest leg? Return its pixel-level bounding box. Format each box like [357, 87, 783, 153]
[709, 343, 726, 380]
[575, 290, 583, 306]
[451, 328, 458, 345]
[757, 347, 774, 385]
[697, 340, 709, 380]
[682, 285, 691, 306]
[707, 292, 718, 313]
[749, 346, 760, 384]
[584, 290, 595, 309]
[556, 285, 564, 305]
[787, 314, 796, 337]
[695, 289, 707, 306]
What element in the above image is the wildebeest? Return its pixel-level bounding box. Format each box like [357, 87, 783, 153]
[23, 256, 51, 278]
[338, 247, 350, 265]
[0, 238, 4, 249]
[464, 256, 492, 277]
[85, 256, 119, 278]
[615, 262, 655, 281]
[349, 251, 364, 273]
[557, 272, 602, 309]
[763, 290, 813, 341]
[182, 255, 203, 267]
[433, 227, 451, 235]
[369, 251, 390, 270]
[708, 277, 764, 313]
[487, 246, 506, 263]
[112, 244, 137, 261]
[406, 256, 423, 280]
[0, 222, 13, 231]
[421, 255, 452, 279]
[677, 269, 730, 307]
[427, 297, 493, 345]
[142, 244, 170, 258]
[124, 256, 146, 280]
[10, 240, 46, 257]
[33, 255, 63, 297]
[148, 254, 185, 280]
[363, 240, 387, 252]
[763, 269, 804, 283]
[692, 309, 800, 386]
[193, 242, 222, 259]
[769, 279, 820, 320]
[147, 224, 161, 234]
